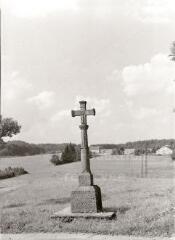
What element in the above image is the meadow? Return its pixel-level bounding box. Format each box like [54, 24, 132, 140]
[0, 154, 174, 237]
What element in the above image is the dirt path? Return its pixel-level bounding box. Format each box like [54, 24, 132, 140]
[0, 233, 173, 240]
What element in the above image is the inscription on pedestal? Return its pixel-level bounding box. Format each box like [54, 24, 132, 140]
[71, 186, 102, 213]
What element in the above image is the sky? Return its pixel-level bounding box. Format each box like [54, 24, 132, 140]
[1, 0, 175, 144]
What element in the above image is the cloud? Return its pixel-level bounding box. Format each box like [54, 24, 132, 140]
[134, 107, 160, 120]
[2, 70, 32, 101]
[122, 53, 175, 96]
[120, 53, 175, 125]
[78, 0, 175, 23]
[2, 0, 79, 18]
[132, 0, 175, 23]
[28, 91, 55, 110]
[51, 109, 70, 122]
[3, 0, 175, 23]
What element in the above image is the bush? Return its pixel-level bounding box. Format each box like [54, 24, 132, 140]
[0, 167, 28, 180]
[50, 154, 62, 165]
[171, 150, 175, 160]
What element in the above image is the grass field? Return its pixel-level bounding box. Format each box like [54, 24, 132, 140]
[0, 154, 174, 237]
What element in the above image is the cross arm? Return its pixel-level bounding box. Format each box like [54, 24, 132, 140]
[71, 108, 96, 117]
[85, 109, 95, 116]
[71, 110, 81, 117]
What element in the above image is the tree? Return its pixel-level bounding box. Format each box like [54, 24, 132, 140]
[170, 41, 175, 61]
[0, 118, 21, 139]
[62, 143, 77, 163]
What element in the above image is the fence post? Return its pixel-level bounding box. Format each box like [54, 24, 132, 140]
[141, 155, 144, 177]
[145, 145, 148, 177]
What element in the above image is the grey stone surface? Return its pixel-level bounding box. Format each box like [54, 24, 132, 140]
[51, 206, 115, 219]
[71, 100, 103, 214]
[71, 186, 102, 213]
[71, 101, 95, 175]
[79, 172, 93, 186]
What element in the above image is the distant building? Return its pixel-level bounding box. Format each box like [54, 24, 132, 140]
[100, 149, 113, 155]
[55, 151, 62, 159]
[90, 146, 101, 155]
[124, 148, 135, 155]
[156, 146, 173, 155]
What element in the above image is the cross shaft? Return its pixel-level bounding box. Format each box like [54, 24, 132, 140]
[71, 101, 95, 185]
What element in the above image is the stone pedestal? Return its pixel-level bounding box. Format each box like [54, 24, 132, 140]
[71, 185, 102, 213]
[71, 168, 103, 213]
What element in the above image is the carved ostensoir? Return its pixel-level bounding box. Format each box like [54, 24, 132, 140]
[71, 100, 103, 213]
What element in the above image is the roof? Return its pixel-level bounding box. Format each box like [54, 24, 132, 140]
[158, 145, 172, 150]
[156, 146, 173, 155]
[90, 146, 101, 150]
[124, 148, 135, 154]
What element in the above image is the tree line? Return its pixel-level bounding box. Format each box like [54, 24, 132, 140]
[0, 140, 46, 156]
[92, 139, 175, 155]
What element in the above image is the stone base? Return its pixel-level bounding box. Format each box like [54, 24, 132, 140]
[51, 207, 116, 220]
[71, 185, 102, 213]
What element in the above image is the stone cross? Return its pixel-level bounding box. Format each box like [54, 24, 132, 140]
[71, 100, 95, 185]
[71, 100, 102, 213]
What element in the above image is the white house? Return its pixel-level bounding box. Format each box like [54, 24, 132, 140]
[124, 148, 135, 155]
[54, 151, 62, 159]
[100, 149, 113, 155]
[89, 146, 101, 155]
[156, 146, 173, 155]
